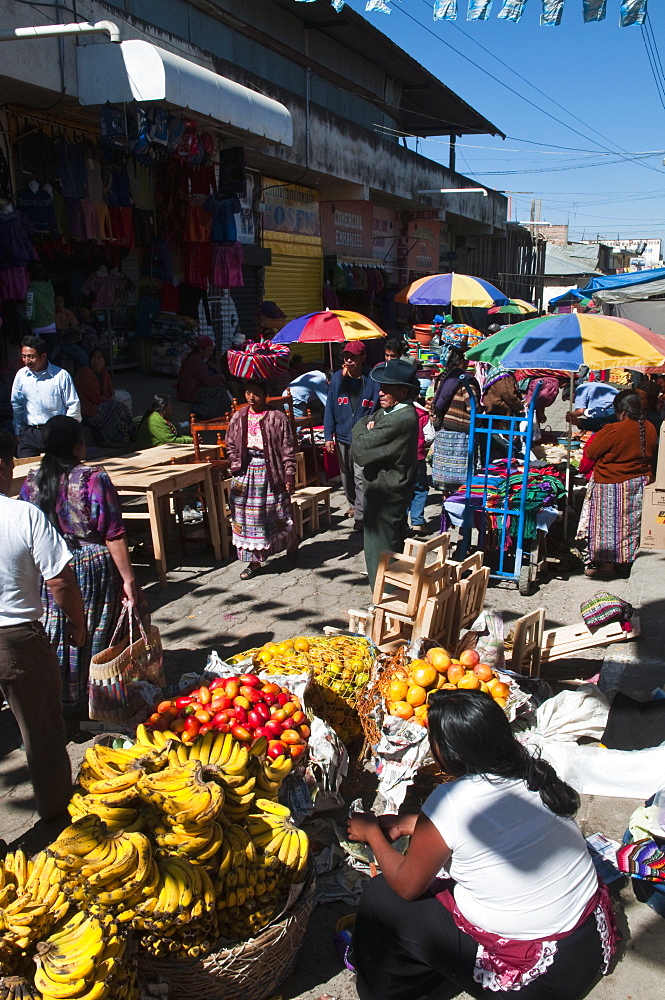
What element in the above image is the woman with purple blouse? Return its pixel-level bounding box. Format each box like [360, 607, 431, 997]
[19, 415, 145, 717]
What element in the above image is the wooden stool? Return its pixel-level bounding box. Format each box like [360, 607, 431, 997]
[292, 485, 333, 527]
[448, 567, 491, 654]
[506, 608, 545, 678]
[291, 494, 318, 537]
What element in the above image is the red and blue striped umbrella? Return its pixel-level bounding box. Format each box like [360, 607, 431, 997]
[395, 272, 509, 308]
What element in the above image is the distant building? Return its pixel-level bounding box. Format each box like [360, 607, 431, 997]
[591, 239, 662, 270]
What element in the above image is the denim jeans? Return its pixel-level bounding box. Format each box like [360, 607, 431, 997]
[409, 459, 429, 526]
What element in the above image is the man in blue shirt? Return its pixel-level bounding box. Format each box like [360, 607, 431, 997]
[286, 369, 329, 418]
[324, 342, 380, 529]
[566, 378, 620, 431]
[11, 335, 81, 457]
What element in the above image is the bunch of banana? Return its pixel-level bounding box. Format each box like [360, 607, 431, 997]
[131, 856, 217, 959]
[0, 851, 29, 898]
[47, 819, 156, 912]
[246, 799, 309, 882]
[213, 824, 257, 902]
[0, 851, 70, 965]
[134, 724, 184, 752]
[0, 976, 41, 1000]
[151, 819, 225, 863]
[67, 793, 144, 835]
[33, 910, 126, 1000]
[136, 760, 224, 828]
[255, 753, 293, 801]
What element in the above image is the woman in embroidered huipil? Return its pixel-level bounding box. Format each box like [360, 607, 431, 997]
[19, 415, 144, 715]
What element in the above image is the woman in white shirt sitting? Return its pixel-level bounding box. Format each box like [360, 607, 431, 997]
[347, 689, 619, 1000]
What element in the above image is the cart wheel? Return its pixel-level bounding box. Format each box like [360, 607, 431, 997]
[519, 564, 532, 596]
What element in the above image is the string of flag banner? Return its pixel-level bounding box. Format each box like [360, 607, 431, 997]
[299, 0, 648, 26]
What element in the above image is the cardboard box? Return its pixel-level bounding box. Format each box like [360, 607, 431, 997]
[655, 422, 665, 488]
[640, 484, 665, 550]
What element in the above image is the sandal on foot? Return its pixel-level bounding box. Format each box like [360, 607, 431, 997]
[240, 563, 261, 580]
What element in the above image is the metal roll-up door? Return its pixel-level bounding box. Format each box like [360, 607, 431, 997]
[263, 244, 323, 363]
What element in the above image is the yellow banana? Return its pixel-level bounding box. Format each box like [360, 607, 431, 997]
[135, 723, 155, 747]
[254, 798, 291, 817]
[209, 732, 231, 766]
[221, 745, 249, 776]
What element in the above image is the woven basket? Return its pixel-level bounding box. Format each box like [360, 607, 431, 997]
[138, 866, 316, 1000]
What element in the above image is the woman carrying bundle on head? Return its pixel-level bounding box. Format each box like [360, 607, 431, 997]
[224, 378, 299, 580]
[583, 390, 657, 579]
[348, 688, 619, 1000]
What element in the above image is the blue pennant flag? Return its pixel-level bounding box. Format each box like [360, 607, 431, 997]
[620, 0, 647, 25]
[497, 0, 529, 20]
[366, 0, 391, 11]
[541, 0, 564, 24]
[583, 0, 606, 19]
[467, 0, 493, 19]
[434, 0, 459, 18]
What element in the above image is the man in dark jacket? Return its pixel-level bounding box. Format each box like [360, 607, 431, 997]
[324, 341, 380, 529]
[351, 359, 419, 589]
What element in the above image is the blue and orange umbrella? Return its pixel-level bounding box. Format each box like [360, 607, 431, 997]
[395, 272, 509, 308]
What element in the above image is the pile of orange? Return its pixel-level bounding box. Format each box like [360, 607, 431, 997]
[386, 646, 510, 726]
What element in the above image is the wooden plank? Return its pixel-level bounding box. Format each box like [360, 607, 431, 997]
[539, 617, 640, 662]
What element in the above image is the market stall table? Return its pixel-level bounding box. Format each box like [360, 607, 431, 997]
[111, 463, 222, 587]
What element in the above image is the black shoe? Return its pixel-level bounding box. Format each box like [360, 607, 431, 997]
[353, 521, 364, 532]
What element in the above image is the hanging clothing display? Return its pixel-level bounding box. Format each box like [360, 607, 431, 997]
[467, 0, 493, 18]
[0, 210, 38, 266]
[211, 243, 244, 288]
[497, 0, 528, 19]
[620, 0, 647, 24]
[541, 0, 564, 23]
[217, 148, 246, 197]
[16, 186, 57, 235]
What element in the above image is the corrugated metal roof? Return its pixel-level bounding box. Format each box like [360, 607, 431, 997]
[545, 245, 600, 277]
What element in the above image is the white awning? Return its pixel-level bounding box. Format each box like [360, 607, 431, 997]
[76, 40, 292, 146]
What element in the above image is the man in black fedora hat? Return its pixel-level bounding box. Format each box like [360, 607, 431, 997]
[351, 359, 419, 589]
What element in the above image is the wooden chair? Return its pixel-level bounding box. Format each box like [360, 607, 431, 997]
[506, 608, 545, 678]
[448, 567, 491, 654]
[446, 551, 484, 583]
[373, 533, 450, 616]
[190, 413, 232, 461]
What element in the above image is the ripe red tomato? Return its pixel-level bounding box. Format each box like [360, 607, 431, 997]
[195, 709, 211, 724]
[271, 708, 287, 724]
[281, 701, 296, 718]
[198, 687, 211, 706]
[276, 693, 290, 706]
[184, 716, 200, 736]
[267, 740, 286, 759]
[291, 710, 306, 726]
[175, 696, 192, 711]
[240, 686, 263, 704]
[233, 706, 247, 725]
[261, 683, 281, 695]
[262, 692, 278, 706]
[234, 695, 251, 712]
[253, 726, 271, 739]
[254, 702, 270, 722]
[199, 723, 212, 735]
[208, 678, 226, 691]
[157, 700, 174, 715]
[264, 719, 283, 737]
[289, 743, 307, 760]
[247, 710, 263, 729]
[211, 695, 232, 712]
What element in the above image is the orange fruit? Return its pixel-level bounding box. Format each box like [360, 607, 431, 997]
[388, 679, 409, 703]
[473, 663, 493, 682]
[426, 647, 451, 672]
[457, 672, 481, 690]
[439, 682, 457, 690]
[479, 681, 490, 693]
[493, 696, 507, 709]
[393, 668, 409, 682]
[447, 664, 465, 685]
[410, 663, 437, 688]
[406, 684, 427, 707]
[389, 701, 414, 720]
[491, 681, 510, 700]
[294, 637, 310, 652]
[459, 649, 480, 668]
[486, 676, 501, 692]
[414, 704, 429, 727]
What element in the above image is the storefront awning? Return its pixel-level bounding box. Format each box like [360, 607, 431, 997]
[76, 40, 293, 146]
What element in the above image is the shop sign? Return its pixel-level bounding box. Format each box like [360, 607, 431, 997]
[407, 208, 446, 222]
[320, 200, 373, 256]
[372, 206, 398, 262]
[262, 177, 320, 237]
[406, 219, 440, 272]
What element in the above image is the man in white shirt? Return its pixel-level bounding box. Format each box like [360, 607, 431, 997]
[0, 430, 86, 820]
[10, 335, 81, 458]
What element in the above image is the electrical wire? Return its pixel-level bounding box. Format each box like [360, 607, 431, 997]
[641, 13, 665, 112]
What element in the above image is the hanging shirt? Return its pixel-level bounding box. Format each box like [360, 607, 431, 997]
[204, 194, 241, 243]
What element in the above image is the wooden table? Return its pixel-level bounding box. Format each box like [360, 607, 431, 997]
[111, 463, 223, 587]
[9, 443, 219, 496]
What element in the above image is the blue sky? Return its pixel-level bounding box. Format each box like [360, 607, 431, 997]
[334, 0, 665, 248]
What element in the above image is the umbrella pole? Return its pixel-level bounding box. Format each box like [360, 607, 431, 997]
[329, 342, 333, 371]
[563, 372, 574, 538]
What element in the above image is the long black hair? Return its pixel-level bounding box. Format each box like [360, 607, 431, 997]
[427, 689, 580, 818]
[614, 390, 649, 473]
[140, 392, 171, 427]
[35, 416, 84, 529]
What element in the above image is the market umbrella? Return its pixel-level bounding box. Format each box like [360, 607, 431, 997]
[272, 309, 385, 367]
[440, 323, 485, 349]
[488, 298, 537, 316]
[465, 313, 665, 371]
[465, 312, 665, 530]
[395, 272, 509, 308]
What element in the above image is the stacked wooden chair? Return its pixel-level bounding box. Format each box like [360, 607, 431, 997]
[369, 534, 490, 653]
